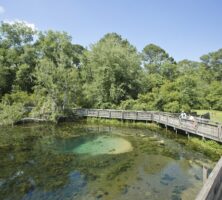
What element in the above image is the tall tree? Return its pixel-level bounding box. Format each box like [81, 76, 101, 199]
[81, 33, 142, 108]
[33, 31, 82, 119]
[0, 21, 36, 96]
[200, 49, 222, 82]
[142, 44, 175, 70]
[141, 44, 176, 93]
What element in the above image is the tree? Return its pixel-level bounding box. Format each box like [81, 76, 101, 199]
[33, 31, 82, 120]
[72, 44, 85, 68]
[205, 81, 222, 110]
[81, 33, 142, 108]
[0, 21, 35, 47]
[142, 44, 175, 69]
[177, 59, 200, 75]
[141, 44, 176, 93]
[0, 21, 37, 95]
[200, 49, 222, 82]
[34, 59, 80, 116]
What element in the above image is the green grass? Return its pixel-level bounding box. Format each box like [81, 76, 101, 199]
[193, 110, 222, 122]
[86, 117, 160, 131]
[187, 138, 222, 161]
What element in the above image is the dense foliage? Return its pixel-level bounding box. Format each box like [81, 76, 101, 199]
[0, 21, 221, 124]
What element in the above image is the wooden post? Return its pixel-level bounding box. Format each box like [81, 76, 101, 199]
[109, 110, 111, 118]
[202, 136, 206, 141]
[219, 125, 222, 141]
[195, 121, 198, 135]
[186, 131, 190, 139]
[196, 157, 222, 200]
[203, 165, 208, 183]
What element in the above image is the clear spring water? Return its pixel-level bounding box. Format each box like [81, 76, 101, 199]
[0, 122, 215, 200]
[57, 135, 133, 155]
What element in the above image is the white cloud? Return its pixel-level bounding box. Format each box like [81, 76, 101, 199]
[0, 5, 5, 14]
[3, 19, 37, 30]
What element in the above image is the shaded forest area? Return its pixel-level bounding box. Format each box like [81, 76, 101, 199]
[0, 22, 221, 124]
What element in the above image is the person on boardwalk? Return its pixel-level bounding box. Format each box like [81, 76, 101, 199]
[189, 115, 197, 128]
[179, 111, 187, 120]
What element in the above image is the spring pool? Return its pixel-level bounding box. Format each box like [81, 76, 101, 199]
[0, 122, 215, 200]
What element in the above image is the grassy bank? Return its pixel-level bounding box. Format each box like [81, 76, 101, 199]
[86, 117, 160, 131]
[194, 110, 222, 122]
[186, 138, 222, 161]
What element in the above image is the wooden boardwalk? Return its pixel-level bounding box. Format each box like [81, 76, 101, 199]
[74, 109, 222, 143]
[196, 157, 222, 200]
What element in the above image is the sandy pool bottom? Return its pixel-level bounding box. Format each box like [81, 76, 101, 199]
[73, 135, 133, 155]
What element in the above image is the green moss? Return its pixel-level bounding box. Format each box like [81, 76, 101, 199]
[86, 117, 160, 131]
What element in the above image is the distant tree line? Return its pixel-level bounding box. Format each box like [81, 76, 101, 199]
[0, 21, 221, 124]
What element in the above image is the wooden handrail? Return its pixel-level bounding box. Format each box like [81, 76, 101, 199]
[196, 157, 222, 200]
[73, 108, 222, 143]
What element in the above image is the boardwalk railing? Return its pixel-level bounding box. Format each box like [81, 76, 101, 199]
[73, 108, 222, 143]
[196, 157, 222, 200]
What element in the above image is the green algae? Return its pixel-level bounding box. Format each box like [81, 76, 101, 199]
[0, 122, 217, 200]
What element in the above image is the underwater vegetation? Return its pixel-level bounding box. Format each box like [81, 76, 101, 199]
[0, 122, 219, 200]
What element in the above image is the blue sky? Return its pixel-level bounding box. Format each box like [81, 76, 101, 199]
[0, 0, 222, 61]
